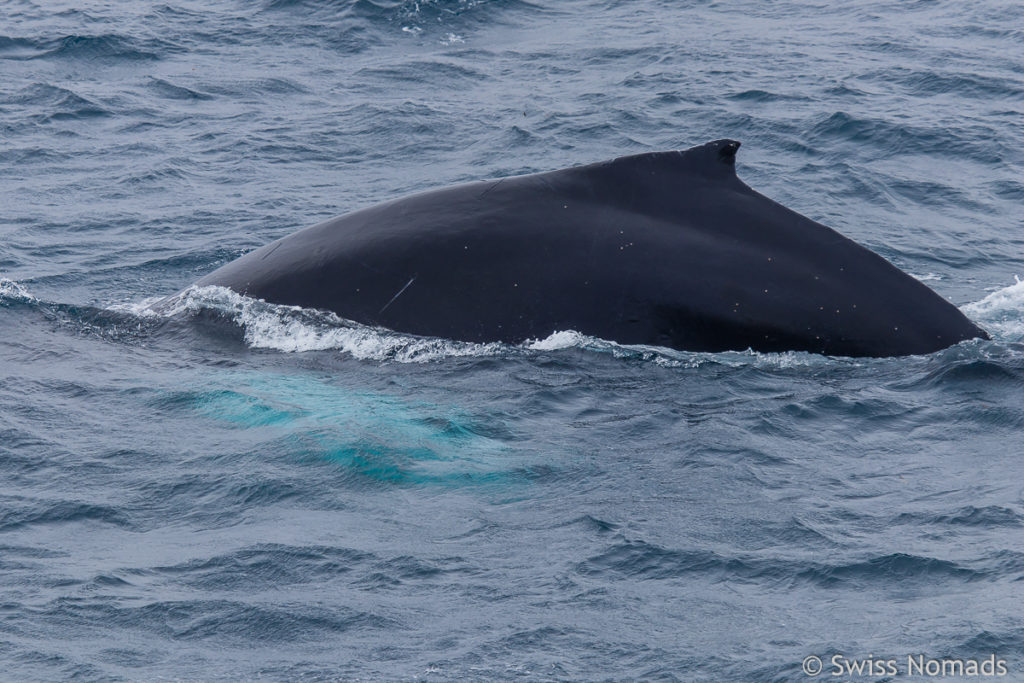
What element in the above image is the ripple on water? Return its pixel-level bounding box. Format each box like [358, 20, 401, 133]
[32, 34, 182, 62]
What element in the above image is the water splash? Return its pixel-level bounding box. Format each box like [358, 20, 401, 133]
[962, 276, 1024, 342]
[151, 286, 508, 362]
[138, 286, 868, 367]
[0, 277, 35, 302]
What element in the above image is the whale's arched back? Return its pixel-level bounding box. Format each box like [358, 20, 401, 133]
[187, 140, 988, 357]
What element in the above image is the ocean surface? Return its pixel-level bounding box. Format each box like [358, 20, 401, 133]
[2, 0, 1024, 680]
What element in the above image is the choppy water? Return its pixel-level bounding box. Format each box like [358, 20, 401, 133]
[2, 0, 1024, 680]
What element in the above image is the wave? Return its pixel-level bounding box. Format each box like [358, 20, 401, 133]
[807, 111, 1007, 165]
[0, 35, 41, 59]
[1, 34, 184, 62]
[35, 597, 394, 643]
[6, 83, 111, 122]
[577, 540, 989, 587]
[144, 77, 214, 102]
[260, 0, 538, 25]
[0, 499, 133, 534]
[0, 277, 35, 303]
[962, 276, 1024, 342]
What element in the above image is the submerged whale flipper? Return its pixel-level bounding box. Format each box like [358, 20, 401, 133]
[184, 140, 988, 357]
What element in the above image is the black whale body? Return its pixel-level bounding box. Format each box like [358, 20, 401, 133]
[189, 140, 988, 357]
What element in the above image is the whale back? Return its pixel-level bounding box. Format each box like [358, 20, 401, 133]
[192, 140, 988, 357]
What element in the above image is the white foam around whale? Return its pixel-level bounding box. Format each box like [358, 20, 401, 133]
[117, 276, 1024, 363]
[0, 277, 36, 302]
[142, 286, 838, 366]
[152, 285, 508, 362]
[962, 275, 1024, 342]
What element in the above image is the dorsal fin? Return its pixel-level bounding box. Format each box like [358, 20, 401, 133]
[603, 139, 742, 180]
[698, 138, 741, 168]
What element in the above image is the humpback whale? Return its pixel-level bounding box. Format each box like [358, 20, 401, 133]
[183, 140, 988, 357]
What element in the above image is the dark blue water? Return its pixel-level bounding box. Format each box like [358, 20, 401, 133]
[3, 1, 1024, 680]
